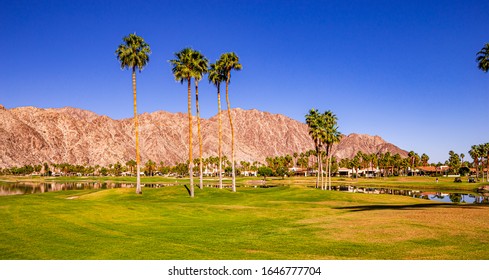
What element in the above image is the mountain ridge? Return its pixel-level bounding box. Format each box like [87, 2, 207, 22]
[0, 105, 408, 168]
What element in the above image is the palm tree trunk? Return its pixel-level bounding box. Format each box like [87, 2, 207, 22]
[315, 145, 319, 189]
[195, 80, 203, 190]
[132, 69, 142, 194]
[328, 154, 332, 190]
[486, 153, 489, 183]
[217, 85, 223, 189]
[187, 78, 194, 197]
[318, 151, 324, 190]
[225, 75, 236, 192]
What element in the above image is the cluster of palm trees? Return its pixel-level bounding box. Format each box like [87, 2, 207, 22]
[305, 109, 341, 190]
[337, 151, 430, 177]
[115, 33, 241, 196]
[469, 143, 489, 182]
[169, 49, 241, 197]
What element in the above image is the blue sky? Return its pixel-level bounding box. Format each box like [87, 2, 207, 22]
[1, 0, 488, 163]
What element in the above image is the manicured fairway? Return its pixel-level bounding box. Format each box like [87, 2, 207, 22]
[0, 185, 488, 259]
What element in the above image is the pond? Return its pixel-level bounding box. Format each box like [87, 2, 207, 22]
[0, 182, 168, 196]
[330, 185, 489, 204]
[0, 181, 487, 204]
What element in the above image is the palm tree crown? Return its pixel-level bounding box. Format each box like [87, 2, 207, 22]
[476, 43, 489, 72]
[116, 33, 151, 72]
[219, 52, 242, 81]
[169, 48, 194, 83]
[208, 63, 226, 88]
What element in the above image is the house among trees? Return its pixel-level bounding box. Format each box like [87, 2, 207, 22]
[242, 170, 257, 176]
[417, 165, 449, 176]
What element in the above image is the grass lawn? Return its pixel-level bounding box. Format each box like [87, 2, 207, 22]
[0, 184, 488, 260]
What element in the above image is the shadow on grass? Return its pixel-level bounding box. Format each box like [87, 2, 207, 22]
[335, 203, 488, 212]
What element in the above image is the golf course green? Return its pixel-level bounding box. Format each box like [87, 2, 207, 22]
[0, 177, 488, 260]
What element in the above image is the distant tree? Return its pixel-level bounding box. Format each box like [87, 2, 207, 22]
[476, 43, 489, 72]
[420, 153, 430, 166]
[43, 162, 50, 176]
[126, 160, 136, 175]
[276, 166, 288, 179]
[115, 33, 151, 194]
[459, 166, 470, 176]
[447, 151, 461, 174]
[113, 162, 123, 176]
[258, 166, 273, 181]
[173, 162, 189, 176]
[100, 167, 109, 176]
[145, 160, 156, 176]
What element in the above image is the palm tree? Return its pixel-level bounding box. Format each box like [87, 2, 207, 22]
[192, 51, 209, 190]
[217, 52, 242, 192]
[208, 62, 226, 189]
[126, 159, 136, 175]
[305, 109, 324, 189]
[169, 48, 197, 197]
[420, 153, 429, 167]
[469, 145, 480, 180]
[115, 33, 151, 194]
[323, 110, 341, 190]
[476, 43, 489, 72]
[145, 159, 156, 176]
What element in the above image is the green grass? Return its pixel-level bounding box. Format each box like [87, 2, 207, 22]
[0, 184, 488, 260]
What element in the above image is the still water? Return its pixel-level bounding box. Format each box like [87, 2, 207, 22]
[331, 185, 489, 204]
[0, 181, 487, 204]
[0, 182, 166, 196]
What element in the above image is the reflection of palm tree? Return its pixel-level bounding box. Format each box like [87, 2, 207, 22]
[449, 193, 462, 203]
[115, 33, 151, 194]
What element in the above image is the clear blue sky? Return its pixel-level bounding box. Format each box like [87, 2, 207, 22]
[1, 0, 488, 163]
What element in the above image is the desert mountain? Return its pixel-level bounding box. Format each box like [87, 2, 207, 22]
[0, 105, 408, 168]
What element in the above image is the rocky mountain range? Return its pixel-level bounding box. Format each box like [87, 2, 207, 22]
[0, 105, 408, 168]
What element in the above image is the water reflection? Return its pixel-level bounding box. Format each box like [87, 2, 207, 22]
[329, 186, 489, 204]
[1, 182, 487, 204]
[0, 182, 172, 196]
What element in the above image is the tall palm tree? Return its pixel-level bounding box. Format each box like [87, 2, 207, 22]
[218, 52, 242, 192]
[208, 62, 226, 189]
[192, 51, 209, 190]
[322, 110, 341, 190]
[115, 33, 151, 194]
[305, 109, 324, 189]
[476, 43, 489, 72]
[169, 48, 197, 197]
